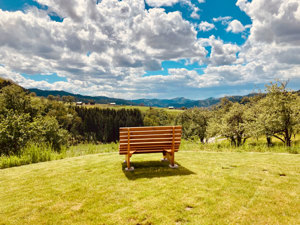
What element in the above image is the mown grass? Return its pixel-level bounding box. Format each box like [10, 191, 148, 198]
[0, 151, 299, 224]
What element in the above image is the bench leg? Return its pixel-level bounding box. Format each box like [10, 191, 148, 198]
[161, 152, 169, 161]
[169, 153, 178, 169]
[125, 154, 134, 171]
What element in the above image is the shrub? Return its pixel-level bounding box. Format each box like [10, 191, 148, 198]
[0, 111, 31, 155]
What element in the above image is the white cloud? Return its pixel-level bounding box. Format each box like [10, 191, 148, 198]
[226, 19, 245, 33]
[1, 0, 300, 99]
[199, 21, 215, 31]
[146, 0, 201, 19]
[204, 36, 240, 66]
[236, 0, 300, 45]
[190, 6, 200, 19]
[212, 16, 232, 25]
[145, 0, 180, 7]
[0, 1, 206, 82]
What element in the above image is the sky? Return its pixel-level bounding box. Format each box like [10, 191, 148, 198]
[0, 0, 299, 100]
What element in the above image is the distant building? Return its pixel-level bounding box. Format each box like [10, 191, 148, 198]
[110, 102, 116, 105]
[168, 106, 174, 109]
[76, 102, 83, 105]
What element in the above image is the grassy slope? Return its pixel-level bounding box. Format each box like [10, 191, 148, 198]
[0, 152, 299, 225]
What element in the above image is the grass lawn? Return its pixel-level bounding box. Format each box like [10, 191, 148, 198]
[0, 152, 299, 224]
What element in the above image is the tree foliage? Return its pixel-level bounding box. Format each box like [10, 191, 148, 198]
[208, 100, 249, 146]
[143, 108, 175, 126]
[74, 107, 143, 143]
[246, 82, 300, 146]
[175, 108, 210, 143]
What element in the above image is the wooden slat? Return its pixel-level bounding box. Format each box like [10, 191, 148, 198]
[120, 137, 181, 144]
[120, 130, 181, 136]
[119, 126, 181, 131]
[120, 141, 181, 146]
[119, 149, 179, 155]
[120, 133, 181, 140]
[120, 144, 180, 150]
[120, 145, 180, 151]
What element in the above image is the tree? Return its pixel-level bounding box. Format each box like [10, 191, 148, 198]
[0, 111, 31, 155]
[143, 108, 174, 126]
[208, 102, 250, 147]
[247, 81, 300, 147]
[47, 95, 56, 101]
[62, 95, 75, 104]
[175, 108, 210, 143]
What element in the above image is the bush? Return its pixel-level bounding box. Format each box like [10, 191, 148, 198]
[30, 116, 69, 151]
[0, 111, 31, 155]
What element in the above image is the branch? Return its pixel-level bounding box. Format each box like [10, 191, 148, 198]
[272, 134, 285, 143]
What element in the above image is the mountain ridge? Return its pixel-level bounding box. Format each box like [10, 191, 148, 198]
[28, 88, 257, 108]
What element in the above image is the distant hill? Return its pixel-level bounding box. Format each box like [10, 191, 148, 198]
[29, 88, 134, 105]
[131, 94, 258, 108]
[2, 77, 299, 108]
[28, 88, 258, 108]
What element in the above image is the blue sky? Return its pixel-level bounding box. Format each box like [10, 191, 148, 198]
[0, 0, 299, 99]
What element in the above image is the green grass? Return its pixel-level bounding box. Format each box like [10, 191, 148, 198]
[1, 135, 299, 169]
[81, 103, 183, 114]
[0, 151, 299, 224]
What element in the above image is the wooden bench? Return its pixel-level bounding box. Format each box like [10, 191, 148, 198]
[119, 126, 182, 171]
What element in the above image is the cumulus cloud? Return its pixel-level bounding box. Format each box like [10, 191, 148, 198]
[226, 19, 245, 33]
[235, 0, 300, 84]
[145, 0, 201, 19]
[145, 0, 181, 7]
[1, 0, 300, 99]
[204, 36, 240, 66]
[212, 16, 232, 25]
[236, 0, 300, 45]
[0, 0, 206, 82]
[199, 21, 215, 31]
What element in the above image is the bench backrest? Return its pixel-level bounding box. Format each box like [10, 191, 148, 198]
[119, 126, 182, 155]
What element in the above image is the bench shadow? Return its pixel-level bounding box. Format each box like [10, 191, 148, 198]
[122, 160, 195, 180]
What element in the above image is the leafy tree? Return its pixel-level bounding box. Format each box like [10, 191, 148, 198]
[0, 111, 31, 155]
[175, 108, 210, 143]
[47, 95, 56, 101]
[62, 95, 75, 104]
[143, 108, 174, 126]
[30, 116, 69, 151]
[246, 82, 300, 147]
[208, 101, 250, 146]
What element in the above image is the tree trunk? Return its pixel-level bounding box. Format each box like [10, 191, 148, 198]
[286, 138, 291, 147]
[230, 137, 236, 147]
[266, 136, 272, 147]
[284, 129, 291, 147]
[200, 137, 205, 144]
[237, 136, 242, 147]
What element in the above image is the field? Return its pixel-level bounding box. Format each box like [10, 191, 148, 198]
[81, 103, 183, 115]
[1, 151, 299, 224]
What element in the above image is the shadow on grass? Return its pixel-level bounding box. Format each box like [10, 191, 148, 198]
[122, 160, 195, 180]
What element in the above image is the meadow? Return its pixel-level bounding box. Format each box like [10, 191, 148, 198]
[82, 103, 183, 115]
[0, 151, 299, 224]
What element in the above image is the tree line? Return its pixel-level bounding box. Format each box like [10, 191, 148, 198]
[0, 82, 143, 156]
[146, 82, 300, 147]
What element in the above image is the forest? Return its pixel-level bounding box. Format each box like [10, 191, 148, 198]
[0, 78, 299, 168]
